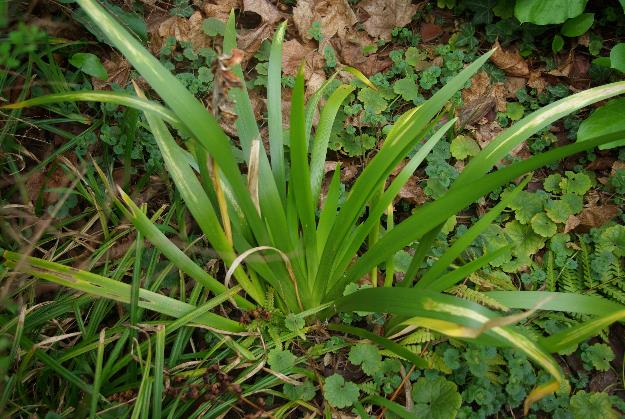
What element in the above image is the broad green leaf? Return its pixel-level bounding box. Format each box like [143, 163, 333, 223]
[561, 13, 594, 37]
[68, 53, 108, 80]
[610, 43, 625, 73]
[514, 0, 588, 24]
[552, 34, 565, 53]
[202, 17, 224, 36]
[506, 102, 525, 121]
[578, 98, 625, 149]
[530, 213, 557, 238]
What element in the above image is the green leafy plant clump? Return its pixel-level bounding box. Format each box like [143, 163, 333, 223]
[4, 0, 625, 416]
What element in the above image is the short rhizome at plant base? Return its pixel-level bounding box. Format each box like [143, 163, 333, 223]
[4, 0, 625, 414]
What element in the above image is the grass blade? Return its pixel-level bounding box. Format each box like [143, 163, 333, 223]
[153, 325, 165, 418]
[267, 21, 288, 198]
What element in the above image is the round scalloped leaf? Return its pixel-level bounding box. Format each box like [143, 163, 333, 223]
[323, 374, 360, 409]
[411, 376, 462, 419]
[543, 174, 563, 193]
[504, 220, 546, 257]
[577, 98, 625, 150]
[450, 135, 481, 160]
[560, 171, 592, 196]
[267, 348, 296, 372]
[348, 343, 382, 376]
[531, 213, 557, 238]
[570, 391, 619, 419]
[545, 199, 574, 224]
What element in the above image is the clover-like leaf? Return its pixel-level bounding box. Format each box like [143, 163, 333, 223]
[450, 135, 480, 160]
[411, 376, 462, 419]
[508, 191, 547, 224]
[560, 171, 592, 196]
[348, 343, 382, 376]
[581, 343, 614, 372]
[570, 391, 618, 419]
[323, 374, 360, 408]
[285, 313, 305, 332]
[506, 102, 524, 121]
[504, 220, 546, 257]
[358, 87, 387, 114]
[545, 199, 574, 224]
[393, 76, 422, 104]
[543, 173, 563, 193]
[531, 212, 557, 238]
[267, 348, 296, 372]
[284, 380, 316, 401]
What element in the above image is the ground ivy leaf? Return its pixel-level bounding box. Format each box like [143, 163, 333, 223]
[505, 220, 546, 257]
[545, 199, 574, 223]
[570, 390, 618, 418]
[69, 53, 108, 80]
[561, 193, 583, 214]
[506, 102, 524, 121]
[267, 348, 296, 372]
[411, 376, 462, 419]
[393, 76, 421, 103]
[582, 343, 615, 372]
[358, 87, 387, 114]
[450, 135, 480, 160]
[285, 313, 304, 331]
[323, 374, 359, 408]
[348, 343, 382, 376]
[530, 213, 557, 238]
[405, 46, 427, 67]
[202, 17, 225, 36]
[508, 191, 546, 224]
[284, 380, 316, 401]
[560, 171, 591, 196]
[543, 173, 563, 193]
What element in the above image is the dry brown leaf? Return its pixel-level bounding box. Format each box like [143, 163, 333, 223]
[491, 40, 529, 77]
[547, 51, 574, 78]
[293, 0, 358, 42]
[503, 76, 527, 98]
[611, 160, 625, 176]
[243, 0, 285, 24]
[472, 120, 503, 149]
[238, 23, 272, 59]
[334, 38, 392, 76]
[359, 0, 419, 40]
[281, 39, 326, 96]
[577, 205, 619, 228]
[420, 23, 443, 43]
[586, 156, 615, 171]
[203, 0, 241, 21]
[398, 176, 426, 205]
[158, 12, 213, 50]
[564, 215, 581, 233]
[527, 70, 547, 95]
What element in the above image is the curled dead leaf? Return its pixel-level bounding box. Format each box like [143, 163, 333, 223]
[203, 0, 241, 21]
[358, 0, 419, 40]
[566, 205, 619, 232]
[491, 40, 529, 77]
[398, 176, 426, 205]
[243, 0, 285, 24]
[293, 0, 358, 42]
